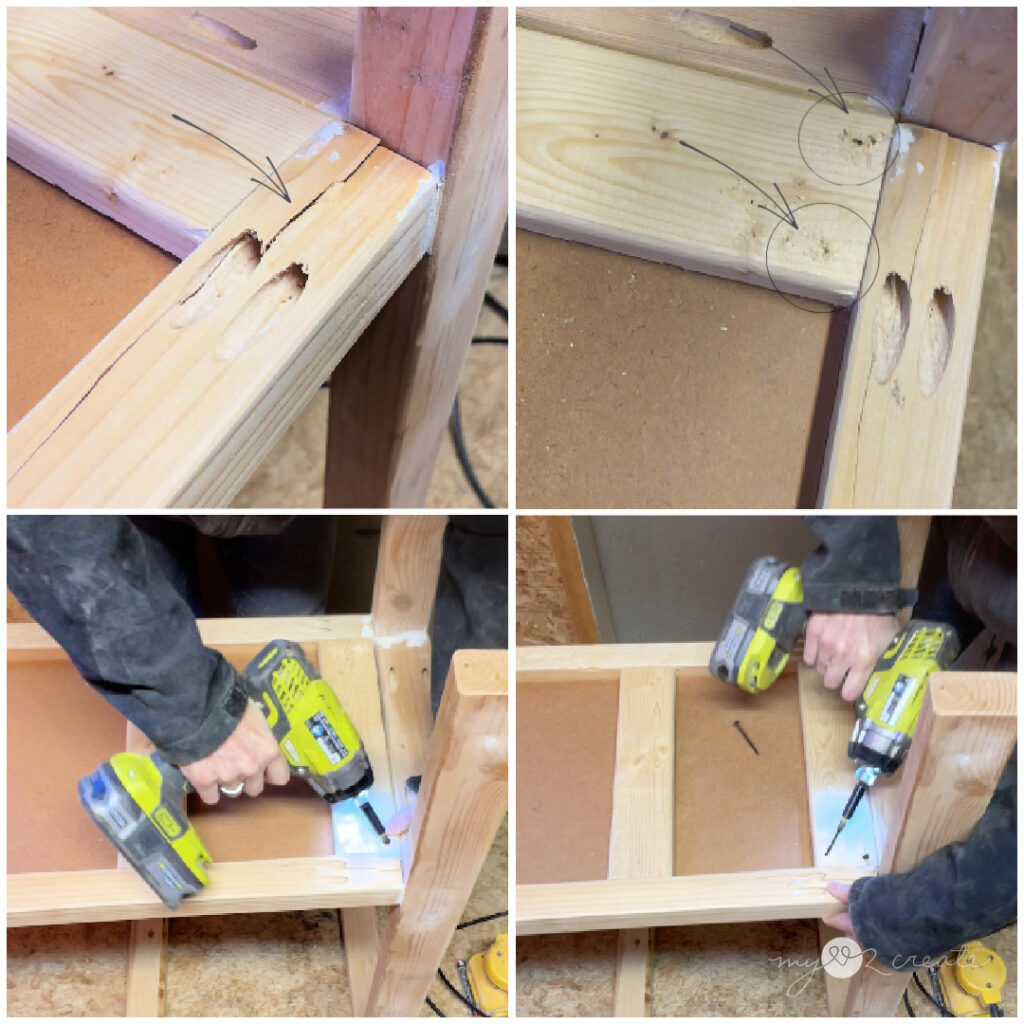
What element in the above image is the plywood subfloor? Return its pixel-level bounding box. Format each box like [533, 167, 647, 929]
[515, 229, 843, 508]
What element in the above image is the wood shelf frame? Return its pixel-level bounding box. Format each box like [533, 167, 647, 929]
[516, 641, 1016, 1016]
[8, 515, 508, 1017]
[515, 7, 1013, 509]
[8, 7, 507, 509]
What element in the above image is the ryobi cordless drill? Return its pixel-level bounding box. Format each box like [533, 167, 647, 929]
[711, 556, 958, 854]
[79, 640, 387, 908]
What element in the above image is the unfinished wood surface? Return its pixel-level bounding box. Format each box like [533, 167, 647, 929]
[518, 28, 891, 303]
[842, 672, 1016, 1015]
[342, 906, 381, 1016]
[517, 866, 869, 935]
[609, 667, 675, 1016]
[822, 128, 1001, 508]
[547, 517, 602, 644]
[372, 515, 446, 637]
[364, 650, 508, 1016]
[8, 856, 403, 928]
[675, 670, 812, 874]
[325, 7, 508, 506]
[7, 7, 333, 257]
[902, 8, 1017, 147]
[517, 8, 924, 108]
[517, 676, 620, 884]
[125, 918, 168, 1017]
[106, 8, 358, 113]
[518, 642, 715, 682]
[7, 161, 178, 429]
[516, 231, 844, 508]
[8, 133, 437, 508]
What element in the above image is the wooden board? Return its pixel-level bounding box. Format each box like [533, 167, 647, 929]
[106, 8, 358, 112]
[674, 670, 812, 875]
[517, 677, 620, 884]
[823, 128, 1001, 508]
[517, 28, 892, 303]
[517, 8, 924, 109]
[516, 230, 844, 508]
[8, 134, 438, 508]
[7, 161, 177, 429]
[8, 7, 334, 257]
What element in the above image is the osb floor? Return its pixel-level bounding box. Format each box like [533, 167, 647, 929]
[232, 266, 508, 509]
[7, 820, 507, 1017]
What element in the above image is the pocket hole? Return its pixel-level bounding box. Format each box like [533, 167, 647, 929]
[172, 232, 261, 328]
[188, 14, 257, 50]
[872, 272, 910, 384]
[216, 264, 307, 359]
[920, 287, 955, 395]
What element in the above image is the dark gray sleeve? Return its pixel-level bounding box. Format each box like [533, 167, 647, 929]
[801, 516, 917, 614]
[848, 748, 1016, 969]
[7, 515, 247, 764]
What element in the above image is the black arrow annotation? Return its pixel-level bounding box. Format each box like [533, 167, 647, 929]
[677, 139, 799, 230]
[730, 23, 849, 114]
[171, 114, 291, 203]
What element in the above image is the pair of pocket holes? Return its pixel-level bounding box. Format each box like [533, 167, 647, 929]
[171, 232, 307, 358]
[872, 273, 955, 396]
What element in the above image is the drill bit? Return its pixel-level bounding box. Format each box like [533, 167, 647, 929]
[356, 793, 391, 844]
[824, 781, 869, 856]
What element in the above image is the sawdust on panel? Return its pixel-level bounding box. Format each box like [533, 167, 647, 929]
[517, 678, 619, 884]
[516, 930, 618, 1016]
[516, 516, 588, 645]
[7, 921, 132, 1016]
[674, 669, 812, 875]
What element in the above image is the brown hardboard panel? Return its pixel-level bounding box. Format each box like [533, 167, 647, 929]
[517, 677, 620, 883]
[7, 160, 177, 429]
[516, 230, 847, 508]
[674, 669, 812, 875]
[8, 660, 126, 873]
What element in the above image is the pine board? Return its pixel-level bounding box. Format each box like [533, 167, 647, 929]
[518, 28, 893, 303]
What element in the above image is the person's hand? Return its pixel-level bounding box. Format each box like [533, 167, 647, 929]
[386, 803, 415, 838]
[180, 700, 291, 804]
[803, 613, 899, 701]
[822, 881, 856, 939]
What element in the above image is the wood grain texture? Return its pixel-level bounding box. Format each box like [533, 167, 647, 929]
[822, 127, 1001, 507]
[609, 667, 674, 1016]
[325, 7, 508, 506]
[517, 7, 924, 108]
[518, 28, 891, 303]
[518, 642, 715, 681]
[365, 650, 508, 1016]
[125, 918, 168, 1017]
[8, 857, 403, 927]
[341, 906, 381, 1016]
[517, 867, 869, 935]
[842, 671, 1016, 1015]
[106, 7, 358, 112]
[903, 8, 1017, 146]
[371, 515, 446, 637]
[7, 7, 333, 257]
[8, 133, 438, 508]
[547, 518, 602, 645]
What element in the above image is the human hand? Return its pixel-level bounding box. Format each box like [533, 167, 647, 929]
[180, 700, 291, 804]
[803, 613, 899, 701]
[822, 881, 855, 939]
[386, 803, 415, 838]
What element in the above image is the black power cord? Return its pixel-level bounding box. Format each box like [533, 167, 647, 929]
[428, 911, 509, 1017]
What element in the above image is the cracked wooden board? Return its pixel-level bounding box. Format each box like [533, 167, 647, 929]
[517, 28, 893, 303]
[8, 7, 335, 258]
[8, 130, 439, 508]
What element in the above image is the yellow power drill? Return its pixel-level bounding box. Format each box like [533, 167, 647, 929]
[79, 639, 387, 908]
[711, 557, 958, 853]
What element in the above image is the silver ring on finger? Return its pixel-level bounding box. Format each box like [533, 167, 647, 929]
[220, 781, 245, 797]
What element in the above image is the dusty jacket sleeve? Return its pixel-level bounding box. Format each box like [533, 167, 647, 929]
[847, 749, 1016, 968]
[7, 515, 247, 764]
[801, 516, 917, 613]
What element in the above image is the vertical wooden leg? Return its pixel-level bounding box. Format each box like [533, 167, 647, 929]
[841, 673, 1016, 1015]
[364, 650, 508, 1016]
[126, 918, 168, 1017]
[342, 907, 381, 1016]
[614, 928, 653, 1016]
[324, 8, 508, 507]
[372, 514, 447, 636]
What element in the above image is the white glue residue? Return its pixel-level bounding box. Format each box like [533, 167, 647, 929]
[915, 162, 924, 174]
[294, 120, 348, 158]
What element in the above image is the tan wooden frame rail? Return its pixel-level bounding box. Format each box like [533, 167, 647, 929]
[8, 517, 509, 1017]
[516, 642, 1016, 1016]
[8, 7, 507, 508]
[516, 7, 1015, 508]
